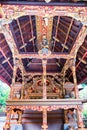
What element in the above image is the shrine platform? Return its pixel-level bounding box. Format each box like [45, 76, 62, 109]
[6, 99, 82, 106]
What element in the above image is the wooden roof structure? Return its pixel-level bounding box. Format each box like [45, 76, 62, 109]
[0, 0, 87, 86]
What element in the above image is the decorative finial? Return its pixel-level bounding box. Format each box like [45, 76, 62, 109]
[45, 0, 51, 3]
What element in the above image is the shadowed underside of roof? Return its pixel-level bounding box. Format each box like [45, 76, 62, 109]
[0, 3, 87, 86]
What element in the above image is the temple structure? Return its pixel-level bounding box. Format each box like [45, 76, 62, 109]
[0, 0, 87, 130]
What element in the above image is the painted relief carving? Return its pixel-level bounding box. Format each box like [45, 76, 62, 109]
[23, 76, 62, 99]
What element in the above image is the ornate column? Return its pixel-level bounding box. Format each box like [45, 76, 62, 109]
[77, 106, 84, 128]
[21, 69, 24, 99]
[71, 65, 79, 99]
[17, 110, 22, 124]
[10, 65, 17, 99]
[62, 70, 66, 98]
[42, 107, 48, 130]
[64, 110, 68, 124]
[3, 109, 11, 130]
[42, 60, 47, 100]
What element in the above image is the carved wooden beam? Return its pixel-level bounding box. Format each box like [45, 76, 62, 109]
[0, 25, 26, 71]
[47, 17, 53, 43]
[1, 5, 87, 25]
[24, 72, 63, 76]
[27, 93, 59, 97]
[0, 25, 18, 59]
[36, 16, 42, 45]
[6, 99, 82, 107]
[16, 52, 73, 59]
[69, 52, 87, 78]
[0, 24, 26, 93]
[70, 26, 87, 57]
[42, 60, 47, 100]
[36, 16, 53, 50]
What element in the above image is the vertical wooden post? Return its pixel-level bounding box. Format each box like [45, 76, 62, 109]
[77, 106, 84, 128]
[10, 65, 17, 99]
[62, 70, 66, 98]
[71, 65, 79, 99]
[21, 69, 24, 99]
[42, 107, 48, 130]
[64, 110, 68, 124]
[42, 60, 47, 100]
[3, 109, 11, 130]
[17, 110, 22, 124]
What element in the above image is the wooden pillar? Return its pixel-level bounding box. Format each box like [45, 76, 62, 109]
[62, 70, 66, 98]
[10, 65, 17, 99]
[21, 76, 24, 99]
[17, 110, 22, 124]
[42, 60, 47, 100]
[21, 66, 24, 99]
[3, 109, 11, 130]
[42, 107, 48, 130]
[77, 106, 84, 128]
[64, 110, 68, 124]
[71, 65, 79, 99]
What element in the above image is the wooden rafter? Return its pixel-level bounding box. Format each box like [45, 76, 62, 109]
[0, 47, 13, 70]
[16, 18, 27, 52]
[61, 18, 74, 52]
[81, 45, 87, 52]
[16, 18, 31, 66]
[53, 16, 60, 52]
[0, 64, 12, 79]
[62, 26, 87, 73]
[69, 52, 87, 78]
[29, 16, 36, 52]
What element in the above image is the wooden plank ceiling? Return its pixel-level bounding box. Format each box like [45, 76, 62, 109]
[1, 0, 87, 3]
[0, 3, 87, 86]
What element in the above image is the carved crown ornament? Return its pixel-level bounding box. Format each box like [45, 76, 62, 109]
[0, 5, 87, 26]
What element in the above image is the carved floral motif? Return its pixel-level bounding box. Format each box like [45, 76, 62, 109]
[1, 5, 87, 25]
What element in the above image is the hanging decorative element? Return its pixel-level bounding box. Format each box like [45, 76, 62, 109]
[38, 37, 51, 59]
[45, 0, 51, 3]
[64, 82, 74, 91]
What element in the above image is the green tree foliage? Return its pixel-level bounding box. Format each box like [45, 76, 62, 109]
[0, 80, 10, 112]
[79, 84, 87, 118]
[83, 103, 87, 118]
[83, 110, 87, 118]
